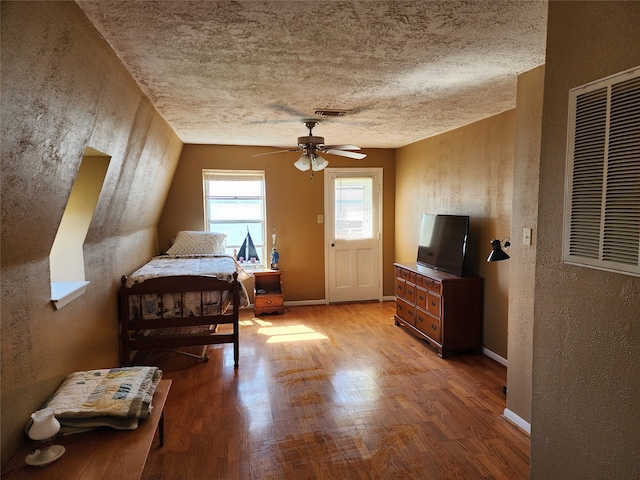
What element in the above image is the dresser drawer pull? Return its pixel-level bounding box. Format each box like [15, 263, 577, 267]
[431, 324, 437, 331]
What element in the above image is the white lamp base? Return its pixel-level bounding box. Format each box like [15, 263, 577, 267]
[25, 444, 65, 467]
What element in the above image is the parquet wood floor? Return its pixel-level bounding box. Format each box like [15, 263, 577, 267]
[140, 302, 529, 480]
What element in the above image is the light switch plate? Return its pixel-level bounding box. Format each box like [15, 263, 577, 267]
[317, 214, 324, 224]
[523, 227, 532, 246]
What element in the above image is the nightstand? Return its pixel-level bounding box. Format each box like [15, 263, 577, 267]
[253, 270, 284, 315]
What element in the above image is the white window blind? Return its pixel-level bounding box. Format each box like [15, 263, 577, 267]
[563, 66, 640, 277]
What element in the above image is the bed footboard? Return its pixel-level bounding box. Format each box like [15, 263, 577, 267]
[118, 273, 240, 369]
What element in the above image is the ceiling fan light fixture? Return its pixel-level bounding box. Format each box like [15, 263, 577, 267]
[294, 154, 311, 171]
[311, 154, 328, 171]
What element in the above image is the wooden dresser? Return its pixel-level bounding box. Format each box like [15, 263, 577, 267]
[253, 269, 284, 315]
[394, 263, 483, 358]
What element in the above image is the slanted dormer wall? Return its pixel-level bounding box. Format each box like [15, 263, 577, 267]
[1, 1, 182, 464]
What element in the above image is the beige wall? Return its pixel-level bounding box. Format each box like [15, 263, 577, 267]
[395, 111, 515, 358]
[506, 65, 545, 425]
[1, 2, 182, 464]
[531, 2, 640, 478]
[158, 145, 396, 301]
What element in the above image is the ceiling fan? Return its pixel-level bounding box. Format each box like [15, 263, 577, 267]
[253, 120, 366, 171]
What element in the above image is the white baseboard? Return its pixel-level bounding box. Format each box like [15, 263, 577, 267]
[482, 347, 507, 366]
[283, 300, 327, 306]
[503, 408, 531, 434]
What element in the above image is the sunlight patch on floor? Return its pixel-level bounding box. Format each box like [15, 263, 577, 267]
[257, 324, 328, 343]
[240, 318, 273, 326]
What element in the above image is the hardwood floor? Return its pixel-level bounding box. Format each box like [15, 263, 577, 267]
[140, 302, 529, 480]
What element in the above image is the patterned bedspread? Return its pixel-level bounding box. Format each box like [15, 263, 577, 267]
[32, 367, 162, 434]
[125, 255, 250, 310]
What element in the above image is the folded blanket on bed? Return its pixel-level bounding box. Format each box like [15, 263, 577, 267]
[31, 366, 162, 434]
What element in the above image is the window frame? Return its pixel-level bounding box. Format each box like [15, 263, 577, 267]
[202, 169, 267, 269]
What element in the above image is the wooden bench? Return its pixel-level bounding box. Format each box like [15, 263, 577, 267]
[2, 379, 171, 479]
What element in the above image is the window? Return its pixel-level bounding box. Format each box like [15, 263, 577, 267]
[203, 170, 266, 268]
[50, 147, 111, 309]
[563, 66, 640, 277]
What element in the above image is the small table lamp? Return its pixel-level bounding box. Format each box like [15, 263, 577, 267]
[25, 408, 65, 467]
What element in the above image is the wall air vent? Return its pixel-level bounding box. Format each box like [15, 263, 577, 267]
[563, 65, 640, 277]
[314, 109, 349, 117]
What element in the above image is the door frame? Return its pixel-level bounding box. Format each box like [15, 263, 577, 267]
[323, 167, 383, 304]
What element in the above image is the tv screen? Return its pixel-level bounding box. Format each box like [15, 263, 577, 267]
[417, 214, 469, 276]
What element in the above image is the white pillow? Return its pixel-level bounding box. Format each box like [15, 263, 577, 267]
[166, 231, 227, 255]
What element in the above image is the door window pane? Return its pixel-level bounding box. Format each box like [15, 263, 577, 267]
[334, 177, 373, 239]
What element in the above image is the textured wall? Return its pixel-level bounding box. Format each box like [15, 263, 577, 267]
[531, 2, 640, 478]
[395, 112, 515, 358]
[157, 145, 396, 302]
[1, 2, 182, 464]
[506, 66, 545, 425]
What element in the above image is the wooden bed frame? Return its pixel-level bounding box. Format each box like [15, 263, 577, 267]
[118, 273, 240, 369]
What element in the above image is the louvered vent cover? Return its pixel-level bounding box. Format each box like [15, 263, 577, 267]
[563, 66, 640, 277]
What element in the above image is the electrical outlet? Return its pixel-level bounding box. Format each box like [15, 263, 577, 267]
[523, 227, 532, 246]
[317, 214, 323, 224]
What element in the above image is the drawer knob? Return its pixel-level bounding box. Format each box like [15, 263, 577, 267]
[431, 324, 437, 330]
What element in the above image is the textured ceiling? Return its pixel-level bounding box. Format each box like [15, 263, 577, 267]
[77, 0, 548, 150]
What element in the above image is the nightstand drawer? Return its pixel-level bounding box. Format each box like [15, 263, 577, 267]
[255, 295, 284, 309]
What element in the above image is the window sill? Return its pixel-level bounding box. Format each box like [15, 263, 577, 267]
[237, 263, 265, 272]
[51, 281, 90, 310]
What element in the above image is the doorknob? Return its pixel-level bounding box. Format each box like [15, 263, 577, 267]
[331, 243, 335, 247]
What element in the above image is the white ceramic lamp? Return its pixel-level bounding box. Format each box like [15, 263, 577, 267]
[25, 408, 65, 467]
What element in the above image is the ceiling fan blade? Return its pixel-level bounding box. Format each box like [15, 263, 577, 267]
[251, 149, 299, 158]
[322, 144, 361, 151]
[325, 149, 367, 160]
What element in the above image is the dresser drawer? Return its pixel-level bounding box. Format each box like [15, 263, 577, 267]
[427, 291, 441, 317]
[396, 298, 415, 326]
[398, 268, 416, 284]
[415, 287, 427, 310]
[430, 279, 442, 295]
[396, 278, 405, 297]
[404, 281, 416, 303]
[416, 309, 441, 343]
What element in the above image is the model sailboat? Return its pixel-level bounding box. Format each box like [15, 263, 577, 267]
[237, 228, 259, 263]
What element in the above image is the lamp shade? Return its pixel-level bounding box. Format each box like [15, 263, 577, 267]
[487, 239, 510, 262]
[28, 408, 60, 441]
[311, 154, 329, 171]
[294, 154, 311, 171]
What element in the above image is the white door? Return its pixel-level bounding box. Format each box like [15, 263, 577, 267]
[325, 168, 382, 303]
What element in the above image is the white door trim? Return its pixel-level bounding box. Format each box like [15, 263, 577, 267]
[323, 167, 383, 304]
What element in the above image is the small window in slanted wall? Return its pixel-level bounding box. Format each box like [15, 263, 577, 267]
[563, 66, 640, 277]
[50, 147, 111, 309]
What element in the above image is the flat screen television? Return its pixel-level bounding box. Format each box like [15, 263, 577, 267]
[417, 214, 470, 277]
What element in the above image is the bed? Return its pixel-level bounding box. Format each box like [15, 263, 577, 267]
[118, 231, 250, 369]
